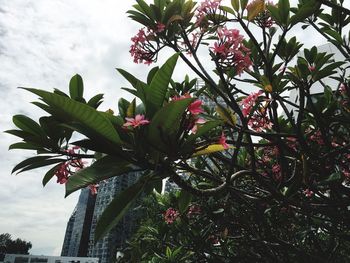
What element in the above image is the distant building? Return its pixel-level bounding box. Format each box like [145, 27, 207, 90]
[87, 173, 141, 263]
[3, 254, 98, 263]
[61, 210, 76, 256]
[61, 188, 96, 257]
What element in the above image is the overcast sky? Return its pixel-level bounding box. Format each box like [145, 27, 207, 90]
[0, 0, 348, 257]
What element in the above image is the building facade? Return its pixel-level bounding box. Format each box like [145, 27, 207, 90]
[61, 188, 96, 257]
[3, 254, 98, 263]
[87, 173, 140, 263]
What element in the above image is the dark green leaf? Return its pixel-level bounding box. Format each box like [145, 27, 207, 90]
[9, 142, 43, 151]
[13, 115, 45, 137]
[42, 164, 62, 186]
[146, 98, 193, 152]
[23, 88, 121, 145]
[94, 176, 147, 241]
[65, 156, 141, 196]
[178, 190, 192, 213]
[279, 0, 290, 25]
[12, 155, 61, 174]
[69, 74, 84, 100]
[147, 66, 159, 85]
[145, 53, 179, 117]
[87, 94, 104, 109]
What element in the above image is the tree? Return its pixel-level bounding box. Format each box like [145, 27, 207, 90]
[6, 0, 350, 261]
[0, 233, 32, 260]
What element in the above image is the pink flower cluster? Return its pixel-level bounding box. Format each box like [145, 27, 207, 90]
[258, 146, 281, 181]
[211, 27, 252, 76]
[240, 91, 272, 132]
[123, 114, 150, 128]
[164, 208, 180, 224]
[241, 91, 263, 117]
[195, 0, 222, 26]
[303, 189, 314, 198]
[187, 204, 201, 218]
[307, 129, 324, 145]
[130, 28, 157, 65]
[55, 147, 85, 184]
[171, 93, 205, 134]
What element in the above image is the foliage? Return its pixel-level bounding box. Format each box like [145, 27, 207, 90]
[0, 233, 32, 260]
[7, 0, 350, 261]
[120, 191, 350, 262]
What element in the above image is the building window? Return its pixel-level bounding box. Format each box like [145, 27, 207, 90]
[14, 257, 29, 263]
[29, 258, 48, 263]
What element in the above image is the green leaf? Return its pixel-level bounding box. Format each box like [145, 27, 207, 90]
[136, 0, 155, 19]
[94, 176, 147, 241]
[178, 190, 192, 213]
[117, 68, 147, 103]
[147, 66, 159, 85]
[231, 0, 240, 12]
[278, 0, 290, 25]
[23, 88, 122, 145]
[13, 115, 45, 137]
[267, 5, 282, 25]
[12, 155, 63, 174]
[69, 74, 84, 100]
[87, 94, 104, 109]
[118, 98, 130, 119]
[324, 29, 343, 43]
[240, 0, 248, 10]
[65, 156, 141, 196]
[42, 164, 61, 186]
[289, 1, 320, 26]
[319, 172, 343, 185]
[146, 98, 193, 152]
[145, 53, 179, 117]
[127, 10, 153, 27]
[9, 142, 42, 151]
[127, 98, 136, 118]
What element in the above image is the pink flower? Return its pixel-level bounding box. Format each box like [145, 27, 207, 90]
[240, 90, 263, 117]
[190, 118, 206, 134]
[212, 42, 226, 55]
[89, 184, 99, 195]
[164, 208, 180, 224]
[309, 129, 324, 145]
[130, 28, 158, 65]
[340, 83, 348, 95]
[219, 132, 229, 149]
[210, 26, 252, 76]
[156, 22, 165, 32]
[272, 164, 281, 174]
[171, 94, 204, 116]
[171, 93, 191, 101]
[187, 205, 201, 218]
[55, 162, 70, 184]
[123, 114, 150, 128]
[195, 0, 222, 26]
[188, 100, 204, 115]
[308, 65, 316, 72]
[303, 189, 314, 197]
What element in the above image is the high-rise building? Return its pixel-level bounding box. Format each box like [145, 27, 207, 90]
[61, 188, 96, 257]
[61, 210, 76, 256]
[87, 172, 141, 263]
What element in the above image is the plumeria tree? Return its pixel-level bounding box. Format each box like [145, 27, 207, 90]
[7, 0, 350, 261]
